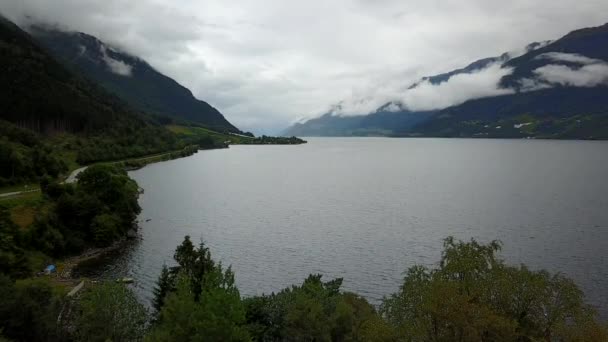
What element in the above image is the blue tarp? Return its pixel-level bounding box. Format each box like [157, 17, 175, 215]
[45, 265, 56, 273]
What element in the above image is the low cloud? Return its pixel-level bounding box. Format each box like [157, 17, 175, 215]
[535, 52, 603, 65]
[398, 63, 515, 111]
[334, 62, 515, 115]
[533, 63, 608, 87]
[100, 45, 133, 76]
[337, 52, 608, 116]
[531, 52, 608, 88]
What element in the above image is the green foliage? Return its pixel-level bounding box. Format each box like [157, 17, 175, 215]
[28, 164, 141, 256]
[73, 126, 178, 165]
[149, 270, 249, 341]
[0, 121, 67, 186]
[151, 236, 222, 315]
[0, 208, 29, 278]
[0, 275, 64, 342]
[149, 236, 249, 341]
[152, 265, 172, 314]
[243, 275, 389, 341]
[381, 237, 607, 341]
[241, 135, 307, 145]
[166, 124, 306, 146]
[75, 282, 148, 342]
[90, 213, 122, 247]
[147, 236, 606, 341]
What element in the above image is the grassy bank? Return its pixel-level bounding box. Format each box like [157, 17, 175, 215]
[166, 124, 307, 145]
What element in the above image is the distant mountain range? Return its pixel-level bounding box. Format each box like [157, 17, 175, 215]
[29, 26, 240, 133]
[284, 24, 608, 139]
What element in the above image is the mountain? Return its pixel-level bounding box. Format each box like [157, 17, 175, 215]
[283, 52, 516, 137]
[286, 24, 608, 139]
[0, 15, 179, 171]
[410, 23, 608, 139]
[285, 109, 434, 137]
[29, 26, 240, 133]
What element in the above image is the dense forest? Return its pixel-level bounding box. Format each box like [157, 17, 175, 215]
[0, 121, 67, 186]
[1, 233, 606, 341]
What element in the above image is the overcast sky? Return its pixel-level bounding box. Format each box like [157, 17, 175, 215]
[2, 1, 608, 133]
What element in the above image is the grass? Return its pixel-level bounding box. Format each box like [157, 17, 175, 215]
[0, 183, 39, 194]
[10, 205, 37, 229]
[166, 124, 255, 144]
[1, 191, 43, 232]
[0, 190, 42, 208]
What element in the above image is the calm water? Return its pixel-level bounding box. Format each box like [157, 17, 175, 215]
[78, 138, 608, 317]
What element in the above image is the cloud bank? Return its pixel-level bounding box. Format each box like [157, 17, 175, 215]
[533, 52, 608, 87]
[398, 63, 515, 112]
[336, 51, 608, 116]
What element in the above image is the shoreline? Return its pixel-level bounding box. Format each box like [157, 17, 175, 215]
[55, 238, 130, 282]
[51, 144, 224, 284]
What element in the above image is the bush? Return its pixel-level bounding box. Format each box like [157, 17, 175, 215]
[381, 237, 608, 341]
[148, 236, 249, 341]
[91, 213, 122, 247]
[0, 276, 65, 341]
[76, 282, 148, 342]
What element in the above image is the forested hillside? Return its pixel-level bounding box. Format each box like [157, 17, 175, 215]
[31, 26, 240, 133]
[0, 16, 181, 171]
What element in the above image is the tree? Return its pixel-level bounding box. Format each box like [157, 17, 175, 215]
[0, 209, 29, 278]
[152, 235, 216, 312]
[152, 265, 172, 315]
[90, 213, 121, 247]
[27, 164, 143, 257]
[381, 237, 607, 341]
[75, 282, 148, 342]
[0, 276, 64, 342]
[148, 267, 249, 341]
[243, 274, 388, 341]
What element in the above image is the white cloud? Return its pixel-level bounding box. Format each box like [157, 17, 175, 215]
[536, 52, 603, 65]
[334, 62, 515, 114]
[99, 45, 133, 76]
[399, 63, 515, 111]
[533, 63, 608, 87]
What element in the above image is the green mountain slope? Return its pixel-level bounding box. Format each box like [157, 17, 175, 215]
[0, 15, 179, 179]
[30, 26, 240, 133]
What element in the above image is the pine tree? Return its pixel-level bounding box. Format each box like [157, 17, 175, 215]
[152, 265, 173, 315]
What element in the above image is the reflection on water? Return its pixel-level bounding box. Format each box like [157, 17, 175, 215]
[76, 138, 608, 319]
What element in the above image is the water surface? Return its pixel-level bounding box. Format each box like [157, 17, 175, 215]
[80, 138, 608, 317]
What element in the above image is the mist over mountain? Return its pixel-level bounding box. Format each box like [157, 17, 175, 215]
[29, 26, 240, 133]
[285, 23, 608, 139]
